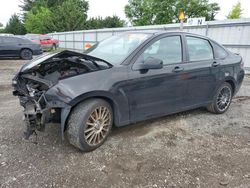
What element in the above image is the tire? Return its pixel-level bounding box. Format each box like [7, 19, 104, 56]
[20, 49, 33, 60]
[207, 82, 233, 114]
[67, 99, 113, 152]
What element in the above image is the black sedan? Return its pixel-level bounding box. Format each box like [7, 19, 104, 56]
[0, 36, 43, 60]
[12, 31, 245, 151]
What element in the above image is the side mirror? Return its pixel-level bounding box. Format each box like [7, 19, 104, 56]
[134, 57, 163, 71]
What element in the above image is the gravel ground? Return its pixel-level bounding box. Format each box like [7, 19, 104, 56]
[0, 58, 250, 188]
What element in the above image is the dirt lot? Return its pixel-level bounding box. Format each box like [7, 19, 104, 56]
[0, 58, 250, 188]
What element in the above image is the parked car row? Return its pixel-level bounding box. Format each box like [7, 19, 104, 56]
[0, 34, 59, 60]
[25, 34, 59, 51]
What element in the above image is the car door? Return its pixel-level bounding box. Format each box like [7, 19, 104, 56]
[1, 37, 19, 56]
[183, 35, 220, 107]
[126, 34, 189, 123]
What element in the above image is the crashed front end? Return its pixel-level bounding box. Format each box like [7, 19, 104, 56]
[13, 76, 68, 139]
[12, 50, 111, 139]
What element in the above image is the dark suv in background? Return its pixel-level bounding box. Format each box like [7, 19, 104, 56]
[0, 36, 43, 60]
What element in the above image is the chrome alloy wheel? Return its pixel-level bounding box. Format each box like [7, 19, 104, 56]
[216, 86, 232, 112]
[84, 106, 112, 146]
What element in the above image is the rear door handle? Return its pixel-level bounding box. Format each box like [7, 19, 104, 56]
[172, 66, 184, 73]
[212, 61, 220, 67]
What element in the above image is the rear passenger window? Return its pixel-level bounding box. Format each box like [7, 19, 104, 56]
[186, 36, 213, 61]
[2, 37, 17, 43]
[212, 42, 228, 59]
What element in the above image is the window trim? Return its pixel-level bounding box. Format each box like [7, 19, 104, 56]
[185, 35, 215, 63]
[132, 34, 184, 68]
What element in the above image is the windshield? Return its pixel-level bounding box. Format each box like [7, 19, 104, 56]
[87, 33, 152, 65]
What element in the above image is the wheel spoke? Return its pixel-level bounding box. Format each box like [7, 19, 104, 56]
[102, 127, 108, 132]
[101, 108, 107, 118]
[97, 133, 101, 143]
[86, 122, 95, 126]
[89, 132, 96, 144]
[93, 133, 98, 144]
[85, 127, 95, 133]
[103, 116, 110, 124]
[86, 130, 95, 139]
[100, 131, 104, 138]
[94, 109, 98, 120]
[102, 110, 109, 120]
[98, 107, 103, 119]
[90, 114, 96, 122]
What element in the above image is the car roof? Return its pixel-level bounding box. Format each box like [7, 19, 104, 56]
[126, 30, 209, 40]
[0, 35, 22, 39]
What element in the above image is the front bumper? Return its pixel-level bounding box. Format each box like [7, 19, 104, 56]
[33, 49, 43, 55]
[14, 91, 71, 139]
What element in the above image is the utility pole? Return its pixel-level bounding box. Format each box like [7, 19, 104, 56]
[179, 10, 185, 31]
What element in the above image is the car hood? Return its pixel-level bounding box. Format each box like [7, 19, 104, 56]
[20, 50, 112, 73]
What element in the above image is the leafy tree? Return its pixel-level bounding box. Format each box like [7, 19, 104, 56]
[20, 0, 35, 12]
[125, 0, 220, 26]
[25, 6, 54, 33]
[86, 16, 125, 29]
[24, 0, 88, 33]
[227, 2, 243, 19]
[20, 0, 62, 11]
[52, 0, 88, 32]
[103, 16, 125, 28]
[21, 0, 123, 32]
[4, 14, 26, 34]
[0, 22, 3, 27]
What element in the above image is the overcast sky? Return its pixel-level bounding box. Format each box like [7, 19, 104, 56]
[0, 0, 250, 26]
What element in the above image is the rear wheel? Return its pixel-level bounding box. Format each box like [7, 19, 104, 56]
[52, 44, 57, 51]
[67, 99, 113, 152]
[20, 49, 33, 60]
[207, 82, 233, 114]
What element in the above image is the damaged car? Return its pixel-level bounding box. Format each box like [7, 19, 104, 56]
[12, 31, 245, 151]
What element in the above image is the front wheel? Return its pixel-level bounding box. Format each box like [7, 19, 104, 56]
[67, 99, 113, 152]
[207, 82, 233, 114]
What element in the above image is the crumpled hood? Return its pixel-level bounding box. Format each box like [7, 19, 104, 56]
[20, 50, 112, 73]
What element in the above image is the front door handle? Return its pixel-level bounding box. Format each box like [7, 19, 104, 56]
[172, 66, 184, 73]
[212, 61, 220, 67]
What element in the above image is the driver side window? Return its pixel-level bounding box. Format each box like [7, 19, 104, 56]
[137, 36, 182, 65]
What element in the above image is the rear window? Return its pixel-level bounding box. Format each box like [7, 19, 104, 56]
[40, 35, 51, 40]
[186, 36, 213, 61]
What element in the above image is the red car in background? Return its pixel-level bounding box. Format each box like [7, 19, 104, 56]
[25, 34, 59, 51]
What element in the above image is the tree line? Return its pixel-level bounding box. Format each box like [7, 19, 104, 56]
[1, 0, 124, 34]
[0, 0, 243, 35]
